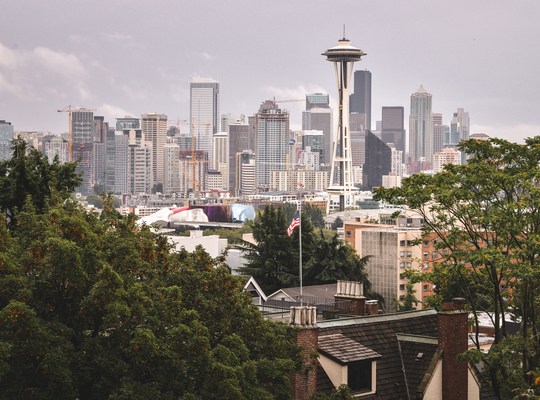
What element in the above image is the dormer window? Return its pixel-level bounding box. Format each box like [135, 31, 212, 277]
[318, 334, 381, 396]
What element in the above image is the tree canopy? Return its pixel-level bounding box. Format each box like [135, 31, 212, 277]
[239, 205, 373, 296]
[0, 137, 81, 227]
[0, 149, 299, 399]
[374, 136, 540, 399]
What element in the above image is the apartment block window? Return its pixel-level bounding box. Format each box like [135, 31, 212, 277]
[399, 284, 405, 291]
[406, 251, 412, 257]
[423, 284, 429, 291]
[400, 251, 405, 257]
[400, 262, 405, 268]
[399, 240, 406, 246]
[423, 252, 429, 259]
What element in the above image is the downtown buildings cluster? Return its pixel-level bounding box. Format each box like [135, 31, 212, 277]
[1, 73, 480, 211]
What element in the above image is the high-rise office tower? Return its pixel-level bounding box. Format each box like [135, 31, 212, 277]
[381, 106, 405, 158]
[408, 85, 433, 169]
[432, 112, 446, 157]
[71, 109, 95, 194]
[349, 70, 372, 131]
[323, 36, 366, 212]
[302, 130, 325, 164]
[449, 108, 470, 146]
[127, 129, 152, 195]
[190, 77, 220, 162]
[228, 122, 251, 194]
[42, 135, 68, 164]
[0, 120, 14, 161]
[237, 150, 256, 196]
[362, 130, 392, 189]
[212, 132, 228, 190]
[221, 113, 245, 134]
[305, 93, 330, 110]
[163, 142, 180, 194]
[113, 132, 129, 194]
[302, 95, 332, 165]
[141, 113, 167, 189]
[254, 100, 290, 189]
[116, 117, 140, 131]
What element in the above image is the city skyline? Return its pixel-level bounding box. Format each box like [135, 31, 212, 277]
[1, 1, 539, 143]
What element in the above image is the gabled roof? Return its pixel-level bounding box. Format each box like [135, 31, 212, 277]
[316, 309, 438, 400]
[319, 334, 381, 365]
[267, 283, 337, 302]
[243, 276, 267, 302]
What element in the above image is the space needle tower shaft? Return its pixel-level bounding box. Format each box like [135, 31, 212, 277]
[322, 34, 366, 213]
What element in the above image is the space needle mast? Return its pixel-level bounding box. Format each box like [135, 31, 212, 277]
[322, 30, 366, 213]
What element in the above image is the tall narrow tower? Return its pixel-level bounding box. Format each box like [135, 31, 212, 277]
[323, 35, 366, 212]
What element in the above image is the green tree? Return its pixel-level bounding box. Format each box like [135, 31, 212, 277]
[0, 199, 299, 399]
[398, 281, 419, 311]
[0, 137, 81, 227]
[374, 137, 540, 399]
[240, 205, 374, 298]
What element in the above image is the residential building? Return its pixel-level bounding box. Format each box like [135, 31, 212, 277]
[433, 147, 461, 173]
[298, 146, 320, 171]
[270, 168, 329, 192]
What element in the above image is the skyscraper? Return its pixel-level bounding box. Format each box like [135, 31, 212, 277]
[254, 100, 290, 189]
[323, 36, 366, 212]
[228, 122, 251, 194]
[349, 70, 372, 131]
[141, 112, 167, 189]
[71, 109, 95, 194]
[448, 108, 470, 146]
[381, 106, 405, 158]
[0, 120, 14, 161]
[362, 130, 392, 189]
[212, 131, 228, 190]
[305, 93, 330, 110]
[408, 85, 433, 169]
[302, 95, 332, 165]
[190, 77, 220, 162]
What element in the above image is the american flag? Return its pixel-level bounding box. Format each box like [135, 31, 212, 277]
[287, 209, 300, 236]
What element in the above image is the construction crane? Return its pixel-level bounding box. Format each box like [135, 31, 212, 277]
[57, 105, 73, 161]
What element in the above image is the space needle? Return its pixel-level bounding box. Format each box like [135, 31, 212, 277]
[323, 33, 366, 213]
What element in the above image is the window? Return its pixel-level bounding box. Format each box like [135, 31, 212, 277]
[348, 360, 373, 392]
[400, 262, 405, 268]
[399, 240, 406, 246]
[423, 284, 429, 291]
[407, 240, 414, 246]
[423, 240, 429, 246]
[399, 273, 405, 280]
[399, 284, 405, 291]
[433, 251, 439, 259]
[406, 251, 412, 257]
[400, 251, 405, 257]
[346, 231, 351, 237]
[423, 252, 429, 259]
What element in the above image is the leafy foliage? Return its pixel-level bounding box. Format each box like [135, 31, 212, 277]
[239, 205, 373, 296]
[0, 198, 299, 399]
[0, 138, 81, 228]
[374, 136, 540, 399]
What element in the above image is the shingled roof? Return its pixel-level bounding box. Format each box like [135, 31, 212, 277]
[319, 333, 381, 364]
[316, 309, 439, 400]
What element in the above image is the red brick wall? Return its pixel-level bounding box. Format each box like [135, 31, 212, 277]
[292, 327, 318, 400]
[438, 302, 469, 400]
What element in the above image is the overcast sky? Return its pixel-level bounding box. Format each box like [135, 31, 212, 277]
[1, 0, 539, 143]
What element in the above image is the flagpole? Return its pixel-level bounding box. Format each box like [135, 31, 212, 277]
[299, 185, 303, 306]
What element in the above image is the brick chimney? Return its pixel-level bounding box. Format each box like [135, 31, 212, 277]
[438, 298, 469, 400]
[334, 280, 366, 316]
[290, 306, 318, 400]
[365, 300, 379, 316]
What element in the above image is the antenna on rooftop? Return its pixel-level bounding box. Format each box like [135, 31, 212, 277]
[343, 24, 346, 39]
